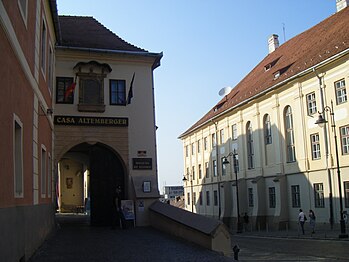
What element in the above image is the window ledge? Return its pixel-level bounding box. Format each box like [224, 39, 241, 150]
[78, 104, 105, 112]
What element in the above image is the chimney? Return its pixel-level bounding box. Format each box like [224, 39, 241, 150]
[268, 34, 279, 54]
[336, 0, 349, 12]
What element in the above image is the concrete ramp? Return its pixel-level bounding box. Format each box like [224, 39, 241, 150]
[149, 201, 232, 256]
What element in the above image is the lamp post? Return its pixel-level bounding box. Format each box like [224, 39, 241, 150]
[223, 150, 242, 233]
[315, 100, 348, 238]
[182, 174, 194, 213]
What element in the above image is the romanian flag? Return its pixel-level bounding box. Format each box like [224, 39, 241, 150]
[64, 77, 77, 98]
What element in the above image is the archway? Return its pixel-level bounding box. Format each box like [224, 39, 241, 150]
[57, 142, 125, 226]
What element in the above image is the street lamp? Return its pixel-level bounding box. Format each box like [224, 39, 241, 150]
[183, 174, 194, 212]
[223, 150, 242, 233]
[315, 100, 348, 238]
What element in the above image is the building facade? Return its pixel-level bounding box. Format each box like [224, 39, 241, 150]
[0, 1, 162, 261]
[179, 3, 349, 231]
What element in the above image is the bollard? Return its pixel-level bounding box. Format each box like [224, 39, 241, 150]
[233, 245, 240, 261]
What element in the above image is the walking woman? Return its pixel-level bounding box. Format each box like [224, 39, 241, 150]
[309, 209, 316, 234]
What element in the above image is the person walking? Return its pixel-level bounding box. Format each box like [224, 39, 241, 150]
[298, 209, 307, 235]
[309, 209, 316, 234]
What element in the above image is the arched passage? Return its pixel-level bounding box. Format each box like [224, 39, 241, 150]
[57, 142, 125, 226]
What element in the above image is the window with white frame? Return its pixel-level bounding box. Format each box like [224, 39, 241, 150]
[220, 129, 224, 144]
[213, 160, 217, 177]
[110, 79, 126, 105]
[340, 125, 349, 155]
[221, 157, 227, 176]
[198, 164, 202, 179]
[248, 188, 254, 207]
[191, 143, 195, 155]
[246, 121, 254, 169]
[232, 124, 238, 140]
[335, 79, 347, 105]
[285, 106, 296, 162]
[185, 145, 188, 157]
[212, 133, 216, 147]
[205, 162, 209, 178]
[204, 137, 208, 151]
[197, 139, 201, 153]
[206, 191, 210, 206]
[306, 92, 317, 115]
[269, 187, 276, 208]
[291, 185, 300, 207]
[41, 146, 47, 197]
[214, 190, 218, 206]
[56, 77, 74, 104]
[314, 183, 324, 208]
[14, 117, 23, 197]
[264, 114, 272, 144]
[310, 133, 321, 160]
[41, 19, 47, 75]
[344, 181, 349, 208]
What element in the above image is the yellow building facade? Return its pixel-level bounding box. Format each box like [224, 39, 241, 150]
[179, 4, 349, 231]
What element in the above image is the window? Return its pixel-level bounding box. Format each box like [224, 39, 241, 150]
[306, 92, 317, 115]
[344, 181, 349, 208]
[220, 129, 224, 144]
[41, 147, 47, 197]
[340, 125, 349, 155]
[212, 133, 216, 147]
[232, 124, 238, 140]
[193, 192, 196, 205]
[192, 166, 195, 180]
[314, 183, 324, 208]
[205, 162, 209, 178]
[56, 77, 74, 104]
[204, 137, 208, 151]
[110, 80, 126, 105]
[197, 139, 201, 153]
[214, 190, 218, 206]
[213, 160, 217, 177]
[335, 79, 347, 104]
[41, 19, 47, 74]
[48, 45, 54, 93]
[310, 133, 321, 160]
[264, 114, 272, 144]
[199, 191, 203, 205]
[14, 117, 23, 197]
[191, 143, 195, 155]
[291, 185, 300, 208]
[248, 188, 254, 207]
[206, 191, 210, 206]
[246, 121, 254, 169]
[285, 106, 296, 162]
[269, 187, 276, 208]
[185, 145, 188, 157]
[221, 157, 227, 176]
[198, 164, 202, 179]
[187, 192, 190, 205]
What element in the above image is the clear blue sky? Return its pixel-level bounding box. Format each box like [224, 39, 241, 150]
[57, 0, 336, 192]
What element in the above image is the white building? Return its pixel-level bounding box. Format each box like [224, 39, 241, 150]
[179, 2, 349, 232]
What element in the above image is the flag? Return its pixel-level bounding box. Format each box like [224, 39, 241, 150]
[127, 72, 135, 104]
[64, 76, 77, 98]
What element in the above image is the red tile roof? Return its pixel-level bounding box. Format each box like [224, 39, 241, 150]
[180, 7, 349, 138]
[58, 16, 147, 52]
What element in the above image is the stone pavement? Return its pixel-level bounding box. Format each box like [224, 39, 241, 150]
[28, 214, 233, 262]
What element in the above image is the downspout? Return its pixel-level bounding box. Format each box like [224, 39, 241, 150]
[313, 68, 334, 229]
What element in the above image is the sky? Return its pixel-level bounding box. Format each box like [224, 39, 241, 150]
[57, 0, 337, 192]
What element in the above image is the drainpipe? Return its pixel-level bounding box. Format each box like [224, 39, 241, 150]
[313, 68, 334, 229]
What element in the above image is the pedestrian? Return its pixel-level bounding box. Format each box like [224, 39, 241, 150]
[298, 209, 307, 235]
[111, 186, 122, 229]
[309, 209, 316, 234]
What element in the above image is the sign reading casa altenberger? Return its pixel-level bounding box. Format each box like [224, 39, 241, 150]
[54, 116, 128, 126]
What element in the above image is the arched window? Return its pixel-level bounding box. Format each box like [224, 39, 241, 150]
[264, 114, 272, 144]
[284, 106, 296, 162]
[246, 121, 254, 169]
